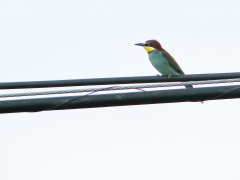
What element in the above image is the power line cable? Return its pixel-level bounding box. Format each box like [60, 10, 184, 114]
[1, 72, 240, 89]
[1, 78, 240, 99]
[1, 84, 240, 114]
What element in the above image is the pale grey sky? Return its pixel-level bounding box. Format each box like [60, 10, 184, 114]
[1, 0, 240, 179]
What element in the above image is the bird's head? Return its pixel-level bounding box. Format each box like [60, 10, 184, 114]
[135, 40, 163, 52]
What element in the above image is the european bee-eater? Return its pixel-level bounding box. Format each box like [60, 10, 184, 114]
[135, 40, 192, 89]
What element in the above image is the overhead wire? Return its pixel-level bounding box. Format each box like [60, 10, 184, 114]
[1, 72, 240, 89]
[2, 84, 240, 114]
[1, 78, 240, 99]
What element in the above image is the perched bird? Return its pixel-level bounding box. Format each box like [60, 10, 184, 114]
[135, 40, 192, 89]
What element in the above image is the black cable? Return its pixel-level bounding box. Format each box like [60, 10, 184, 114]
[1, 84, 240, 114]
[1, 72, 240, 89]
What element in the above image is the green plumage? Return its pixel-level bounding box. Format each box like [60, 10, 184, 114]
[148, 50, 193, 89]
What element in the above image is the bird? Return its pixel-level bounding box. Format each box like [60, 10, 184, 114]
[135, 39, 192, 89]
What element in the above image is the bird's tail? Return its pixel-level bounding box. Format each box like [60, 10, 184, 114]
[184, 84, 193, 89]
[184, 84, 203, 103]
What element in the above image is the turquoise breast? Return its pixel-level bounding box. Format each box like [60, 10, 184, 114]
[148, 51, 180, 75]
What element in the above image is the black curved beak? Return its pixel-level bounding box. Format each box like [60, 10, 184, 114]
[134, 43, 145, 46]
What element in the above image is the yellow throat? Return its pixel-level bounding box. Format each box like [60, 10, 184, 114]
[143, 46, 155, 53]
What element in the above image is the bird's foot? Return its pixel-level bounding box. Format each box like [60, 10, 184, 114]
[156, 74, 161, 77]
[168, 74, 172, 78]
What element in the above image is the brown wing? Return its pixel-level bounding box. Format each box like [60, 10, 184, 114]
[162, 51, 185, 75]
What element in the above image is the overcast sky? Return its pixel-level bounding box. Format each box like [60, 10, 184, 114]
[1, 0, 240, 179]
